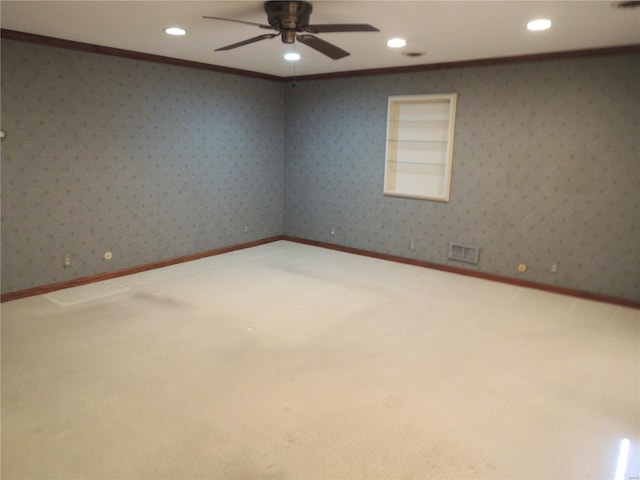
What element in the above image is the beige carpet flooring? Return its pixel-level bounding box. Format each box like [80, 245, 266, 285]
[1, 240, 638, 479]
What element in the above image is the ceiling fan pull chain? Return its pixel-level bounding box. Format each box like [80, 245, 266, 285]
[292, 42, 297, 87]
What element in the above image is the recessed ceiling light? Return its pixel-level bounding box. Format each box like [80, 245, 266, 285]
[164, 27, 187, 36]
[284, 52, 301, 61]
[387, 38, 407, 48]
[527, 19, 551, 31]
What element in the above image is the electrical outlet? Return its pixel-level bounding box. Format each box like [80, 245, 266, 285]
[330, 228, 335, 236]
[244, 225, 249, 233]
[63, 254, 71, 268]
[410, 241, 415, 250]
[550, 262, 559, 273]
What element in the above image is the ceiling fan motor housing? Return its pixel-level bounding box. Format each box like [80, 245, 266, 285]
[265, 1, 313, 43]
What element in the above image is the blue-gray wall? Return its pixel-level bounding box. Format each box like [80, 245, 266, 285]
[2, 38, 639, 301]
[283, 55, 640, 301]
[1, 40, 284, 293]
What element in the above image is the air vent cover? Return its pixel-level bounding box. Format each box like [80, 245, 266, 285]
[448, 243, 480, 264]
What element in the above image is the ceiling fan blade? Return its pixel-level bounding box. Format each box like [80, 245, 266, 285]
[306, 24, 379, 33]
[203, 16, 273, 30]
[215, 33, 279, 51]
[297, 34, 350, 60]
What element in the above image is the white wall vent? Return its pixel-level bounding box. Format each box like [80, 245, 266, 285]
[448, 243, 480, 264]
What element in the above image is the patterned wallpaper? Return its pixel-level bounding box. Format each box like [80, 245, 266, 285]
[1, 40, 284, 293]
[284, 55, 640, 301]
[2, 38, 639, 301]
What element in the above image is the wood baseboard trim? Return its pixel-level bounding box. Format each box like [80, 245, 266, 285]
[281, 236, 640, 309]
[4, 234, 638, 309]
[1, 236, 285, 303]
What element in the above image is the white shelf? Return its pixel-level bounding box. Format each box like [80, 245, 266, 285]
[384, 93, 457, 202]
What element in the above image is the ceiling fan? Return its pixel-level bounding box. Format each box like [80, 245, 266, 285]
[203, 1, 379, 60]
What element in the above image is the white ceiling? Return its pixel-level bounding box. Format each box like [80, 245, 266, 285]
[2, 1, 639, 78]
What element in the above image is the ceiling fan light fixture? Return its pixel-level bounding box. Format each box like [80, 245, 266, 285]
[387, 38, 407, 48]
[164, 27, 187, 36]
[284, 52, 301, 61]
[282, 30, 297, 43]
[527, 19, 551, 31]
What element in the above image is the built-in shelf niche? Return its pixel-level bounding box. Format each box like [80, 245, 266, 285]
[384, 93, 457, 202]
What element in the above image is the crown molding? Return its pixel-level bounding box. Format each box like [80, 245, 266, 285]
[3, 28, 639, 82]
[0, 29, 282, 82]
